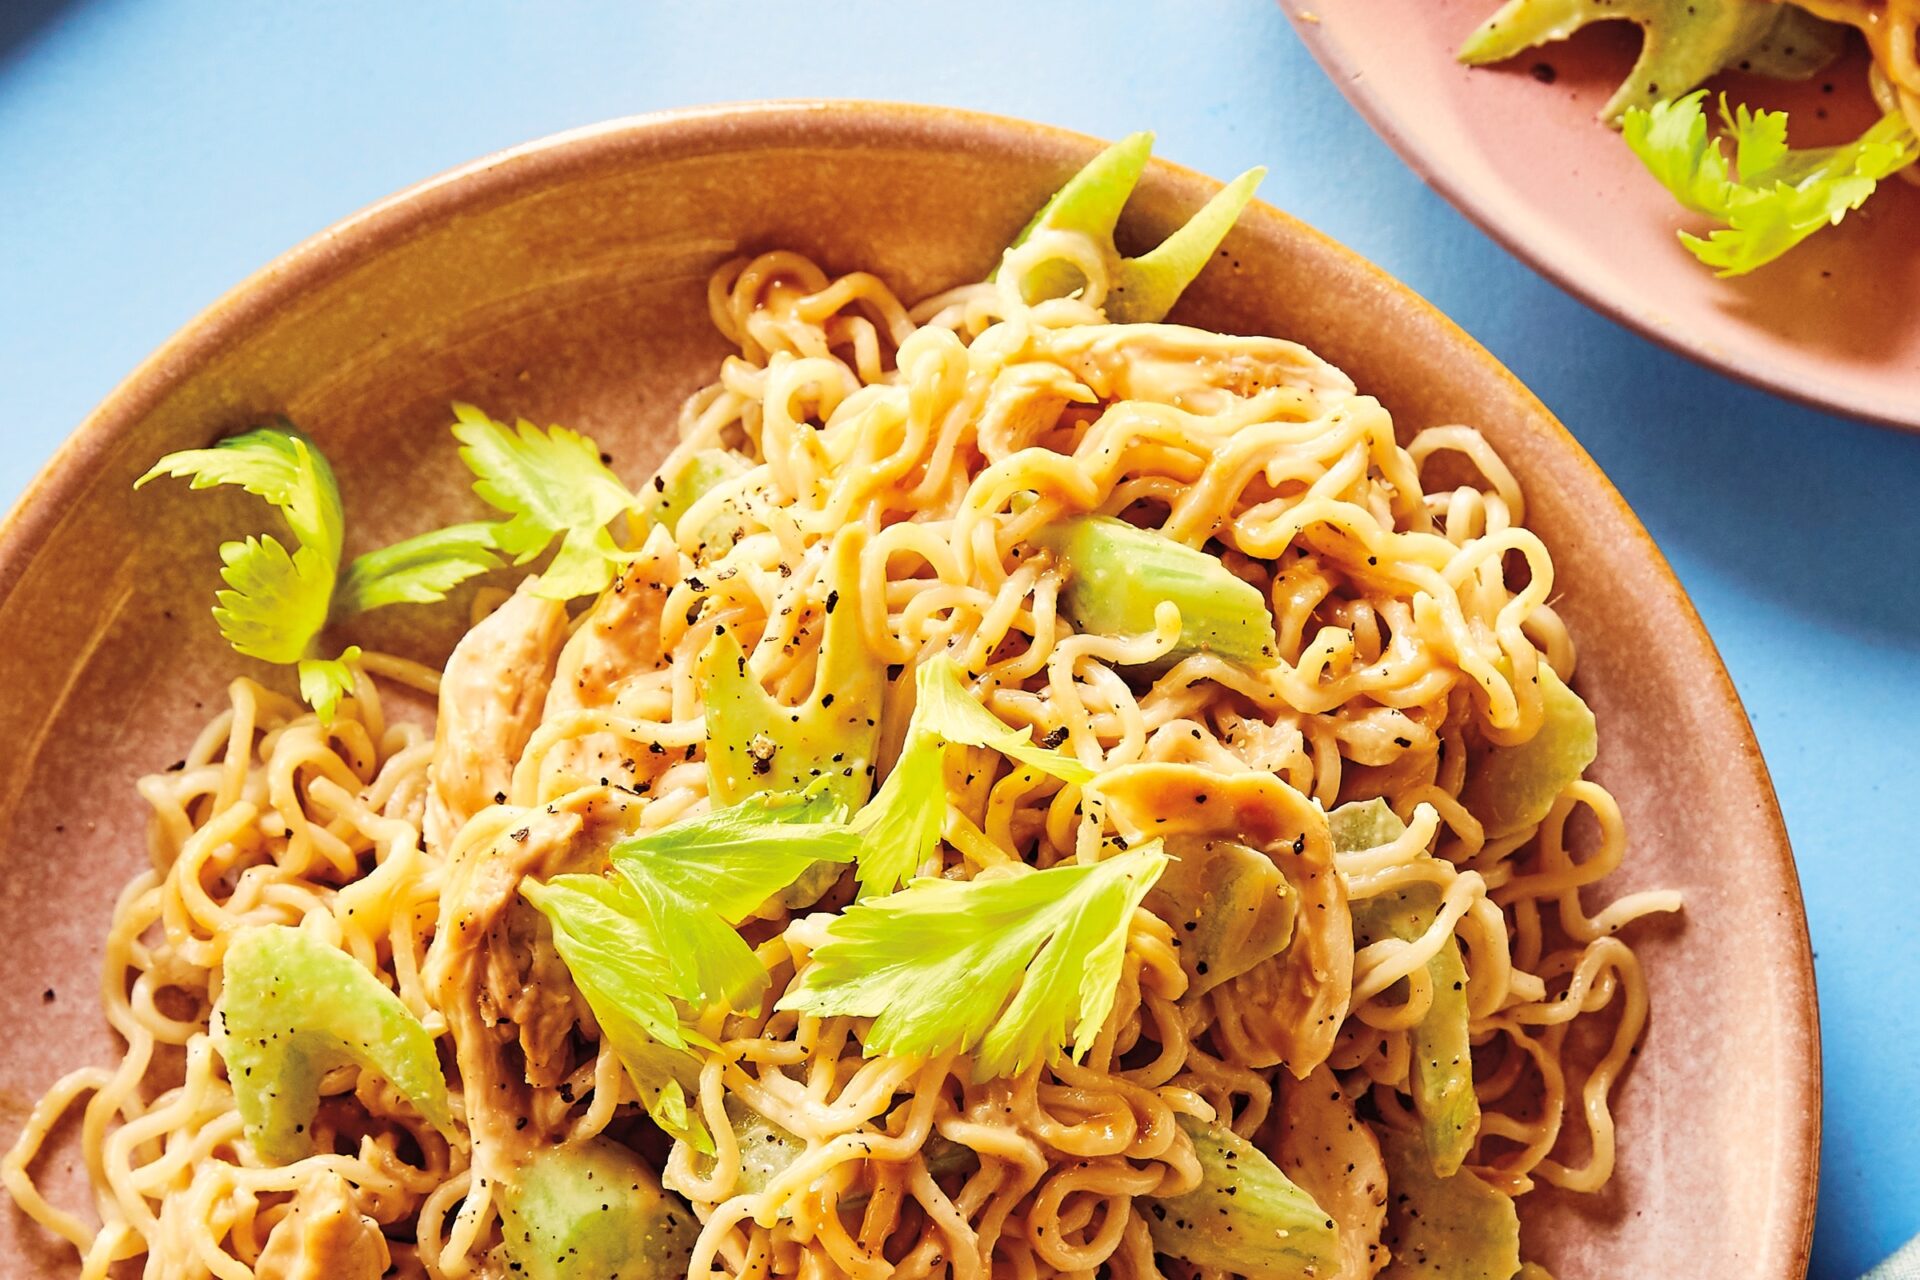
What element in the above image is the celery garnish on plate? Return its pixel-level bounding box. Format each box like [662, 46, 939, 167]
[1623, 92, 1918, 276]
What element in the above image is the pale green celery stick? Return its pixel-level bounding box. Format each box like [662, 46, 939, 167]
[1033, 514, 1278, 669]
[700, 531, 883, 907]
[995, 131, 1262, 321]
[1328, 796, 1407, 856]
[649, 448, 750, 538]
[1413, 920, 1477, 1175]
[1349, 888, 1478, 1177]
[213, 925, 453, 1165]
[1378, 1127, 1521, 1280]
[700, 1098, 808, 1201]
[337, 521, 502, 613]
[701, 532, 881, 814]
[1108, 166, 1264, 323]
[1459, 665, 1596, 839]
[497, 1137, 698, 1280]
[1335, 801, 1480, 1178]
[995, 130, 1155, 301]
[1145, 834, 1294, 999]
[1146, 1114, 1341, 1279]
[1458, 0, 1836, 121]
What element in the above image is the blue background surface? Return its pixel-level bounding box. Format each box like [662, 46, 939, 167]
[1, 2, 1914, 1274]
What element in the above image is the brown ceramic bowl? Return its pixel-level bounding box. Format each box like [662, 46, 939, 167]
[0, 102, 1815, 1277]
[1290, 3, 1920, 432]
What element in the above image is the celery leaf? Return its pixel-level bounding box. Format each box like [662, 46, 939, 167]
[1623, 92, 1918, 275]
[845, 656, 1088, 899]
[338, 522, 503, 613]
[518, 873, 711, 1151]
[848, 727, 946, 899]
[779, 845, 1166, 1078]
[296, 646, 362, 724]
[137, 427, 344, 665]
[522, 795, 857, 1147]
[136, 426, 358, 717]
[520, 873, 700, 1052]
[137, 424, 343, 562]
[208, 534, 335, 666]
[450, 402, 641, 600]
[608, 801, 859, 1012]
[914, 656, 1094, 784]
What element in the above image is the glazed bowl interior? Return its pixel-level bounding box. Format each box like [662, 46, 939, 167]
[0, 102, 1815, 1278]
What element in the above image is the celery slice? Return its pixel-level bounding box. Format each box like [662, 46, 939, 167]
[1457, 0, 1841, 122]
[1147, 1113, 1341, 1278]
[1335, 801, 1480, 1177]
[1329, 795, 1407, 855]
[700, 529, 882, 908]
[666, 1096, 975, 1212]
[1352, 884, 1480, 1177]
[214, 925, 453, 1165]
[1460, 665, 1596, 838]
[1378, 1127, 1521, 1280]
[700, 529, 883, 815]
[498, 1137, 698, 1280]
[996, 132, 1262, 322]
[1109, 166, 1264, 323]
[648, 448, 749, 538]
[1034, 514, 1277, 668]
[998, 131, 1154, 303]
[1145, 834, 1294, 999]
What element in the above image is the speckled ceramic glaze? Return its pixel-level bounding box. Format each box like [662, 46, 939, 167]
[1292, 3, 1920, 431]
[0, 102, 1816, 1278]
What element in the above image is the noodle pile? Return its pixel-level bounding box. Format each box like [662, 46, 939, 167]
[4, 229, 1681, 1279]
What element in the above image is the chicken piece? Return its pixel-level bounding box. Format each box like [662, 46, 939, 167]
[1268, 1068, 1390, 1280]
[423, 787, 639, 1184]
[253, 1171, 389, 1280]
[1034, 322, 1356, 417]
[1098, 762, 1352, 1076]
[974, 361, 1095, 461]
[531, 526, 680, 797]
[424, 577, 569, 857]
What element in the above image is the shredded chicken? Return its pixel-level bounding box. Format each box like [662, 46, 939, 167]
[422, 577, 568, 856]
[529, 526, 681, 797]
[1033, 322, 1356, 416]
[253, 1171, 389, 1280]
[423, 786, 638, 1184]
[974, 361, 1096, 459]
[1270, 1068, 1390, 1280]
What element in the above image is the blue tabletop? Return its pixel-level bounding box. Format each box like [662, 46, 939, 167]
[2, 3, 1914, 1275]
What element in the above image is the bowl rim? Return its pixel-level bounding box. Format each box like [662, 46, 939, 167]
[0, 98, 1818, 1276]
[1287, 12, 1920, 434]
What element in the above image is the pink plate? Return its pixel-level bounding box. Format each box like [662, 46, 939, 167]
[1290, 3, 1920, 430]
